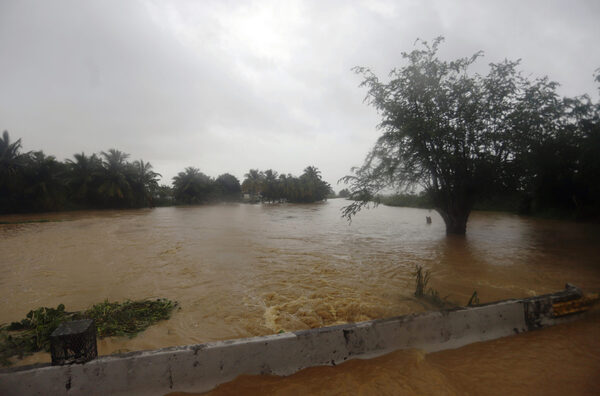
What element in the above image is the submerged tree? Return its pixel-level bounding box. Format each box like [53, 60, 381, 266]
[342, 37, 569, 234]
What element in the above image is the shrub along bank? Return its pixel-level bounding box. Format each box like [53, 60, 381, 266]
[0, 298, 178, 366]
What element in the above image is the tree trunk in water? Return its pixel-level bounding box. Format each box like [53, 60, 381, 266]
[437, 207, 470, 235]
[430, 187, 472, 235]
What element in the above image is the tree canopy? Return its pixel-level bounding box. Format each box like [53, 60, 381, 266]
[215, 173, 242, 201]
[241, 166, 332, 203]
[172, 167, 213, 204]
[342, 37, 600, 234]
[0, 133, 163, 213]
[0, 131, 335, 213]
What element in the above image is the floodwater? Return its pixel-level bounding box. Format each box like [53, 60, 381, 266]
[185, 307, 600, 396]
[1, 199, 599, 391]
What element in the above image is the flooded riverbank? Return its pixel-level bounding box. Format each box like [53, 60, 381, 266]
[184, 309, 600, 396]
[1, 199, 599, 366]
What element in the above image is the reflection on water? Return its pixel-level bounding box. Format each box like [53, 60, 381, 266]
[1, 199, 599, 366]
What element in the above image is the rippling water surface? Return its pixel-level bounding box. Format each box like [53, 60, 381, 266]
[1, 199, 599, 372]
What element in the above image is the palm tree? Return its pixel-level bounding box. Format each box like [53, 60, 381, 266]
[0, 131, 29, 212]
[262, 169, 279, 202]
[0, 130, 27, 185]
[65, 152, 102, 203]
[22, 151, 67, 211]
[98, 149, 133, 207]
[299, 166, 331, 202]
[278, 173, 292, 202]
[132, 159, 161, 206]
[101, 149, 130, 170]
[302, 166, 322, 180]
[172, 167, 213, 204]
[242, 169, 264, 201]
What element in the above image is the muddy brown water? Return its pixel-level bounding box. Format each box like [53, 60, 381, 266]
[1, 199, 599, 390]
[171, 308, 600, 396]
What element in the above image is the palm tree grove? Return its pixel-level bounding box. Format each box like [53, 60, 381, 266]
[0, 131, 332, 214]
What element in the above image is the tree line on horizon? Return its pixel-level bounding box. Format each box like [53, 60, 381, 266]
[240, 167, 332, 203]
[0, 131, 332, 214]
[169, 166, 332, 205]
[0, 132, 163, 213]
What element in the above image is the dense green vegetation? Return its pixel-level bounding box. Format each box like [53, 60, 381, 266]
[241, 166, 333, 203]
[0, 131, 332, 213]
[170, 166, 332, 204]
[342, 37, 600, 233]
[379, 193, 432, 209]
[0, 132, 163, 213]
[86, 299, 178, 338]
[172, 167, 221, 204]
[0, 299, 178, 366]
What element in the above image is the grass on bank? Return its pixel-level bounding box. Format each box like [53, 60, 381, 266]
[412, 265, 479, 309]
[0, 298, 178, 366]
[412, 265, 453, 309]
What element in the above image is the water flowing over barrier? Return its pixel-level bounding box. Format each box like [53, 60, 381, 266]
[0, 285, 595, 396]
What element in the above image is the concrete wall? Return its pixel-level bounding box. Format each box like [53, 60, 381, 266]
[0, 285, 584, 396]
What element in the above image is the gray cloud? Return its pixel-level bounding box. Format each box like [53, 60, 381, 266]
[1, 0, 599, 189]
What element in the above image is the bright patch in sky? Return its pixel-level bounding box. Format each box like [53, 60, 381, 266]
[0, 0, 598, 189]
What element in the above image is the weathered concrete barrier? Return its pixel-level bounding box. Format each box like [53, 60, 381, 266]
[0, 285, 590, 396]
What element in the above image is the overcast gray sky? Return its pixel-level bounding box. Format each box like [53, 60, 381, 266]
[1, 0, 599, 190]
